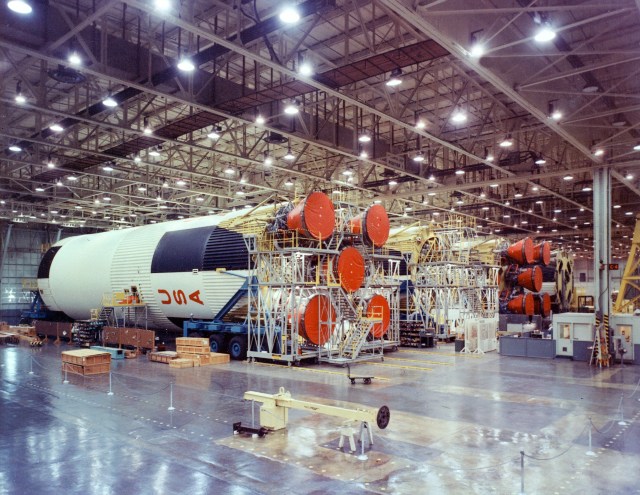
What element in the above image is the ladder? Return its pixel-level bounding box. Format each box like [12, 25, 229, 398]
[339, 318, 374, 360]
[589, 323, 610, 368]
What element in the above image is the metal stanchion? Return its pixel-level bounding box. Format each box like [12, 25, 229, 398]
[519, 450, 525, 495]
[63, 368, 69, 384]
[586, 420, 597, 456]
[28, 356, 34, 375]
[107, 372, 114, 395]
[617, 394, 628, 426]
[168, 382, 175, 411]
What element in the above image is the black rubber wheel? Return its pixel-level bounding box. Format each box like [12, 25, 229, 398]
[228, 336, 247, 360]
[377, 405, 391, 429]
[351, 378, 356, 385]
[364, 378, 372, 384]
[210, 334, 226, 353]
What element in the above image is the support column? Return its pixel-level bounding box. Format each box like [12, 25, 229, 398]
[0, 224, 13, 317]
[593, 166, 611, 322]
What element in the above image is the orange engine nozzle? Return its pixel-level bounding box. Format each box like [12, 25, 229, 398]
[363, 294, 391, 338]
[503, 237, 534, 265]
[534, 293, 551, 317]
[286, 191, 335, 241]
[333, 247, 365, 293]
[503, 293, 535, 315]
[296, 294, 336, 346]
[516, 266, 543, 292]
[349, 204, 390, 247]
[533, 241, 551, 266]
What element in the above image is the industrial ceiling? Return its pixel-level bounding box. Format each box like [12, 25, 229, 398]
[1, 0, 639, 260]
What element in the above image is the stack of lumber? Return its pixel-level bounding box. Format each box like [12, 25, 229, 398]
[61, 349, 111, 376]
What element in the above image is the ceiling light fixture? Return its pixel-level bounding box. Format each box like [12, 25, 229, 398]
[563, 174, 574, 181]
[298, 62, 313, 77]
[102, 164, 114, 172]
[255, 115, 266, 125]
[284, 177, 295, 187]
[35, 186, 44, 192]
[548, 101, 562, 121]
[195, 196, 204, 202]
[359, 150, 368, 159]
[633, 144, 640, 151]
[342, 166, 354, 176]
[68, 51, 82, 66]
[451, 110, 467, 123]
[284, 100, 300, 115]
[593, 148, 604, 156]
[224, 167, 235, 175]
[388, 179, 398, 186]
[9, 144, 22, 152]
[413, 151, 425, 162]
[415, 119, 426, 130]
[7, 0, 32, 14]
[14, 81, 26, 104]
[154, 0, 171, 10]
[454, 166, 465, 175]
[283, 147, 295, 160]
[514, 190, 523, 198]
[50, 123, 64, 132]
[534, 22, 556, 43]
[264, 154, 273, 166]
[385, 68, 403, 87]
[208, 126, 222, 140]
[499, 135, 513, 148]
[626, 172, 634, 180]
[582, 84, 599, 93]
[149, 148, 160, 157]
[358, 133, 371, 143]
[532, 186, 540, 192]
[134, 156, 141, 163]
[535, 156, 546, 165]
[143, 117, 152, 135]
[177, 56, 196, 72]
[279, 5, 300, 24]
[176, 179, 186, 186]
[582, 185, 592, 192]
[102, 95, 118, 108]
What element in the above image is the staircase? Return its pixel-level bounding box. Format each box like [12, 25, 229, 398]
[339, 318, 375, 360]
[590, 322, 610, 367]
[96, 306, 116, 327]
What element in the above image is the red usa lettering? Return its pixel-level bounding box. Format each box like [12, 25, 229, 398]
[157, 289, 204, 305]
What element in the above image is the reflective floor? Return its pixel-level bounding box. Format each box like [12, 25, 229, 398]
[1, 342, 639, 495]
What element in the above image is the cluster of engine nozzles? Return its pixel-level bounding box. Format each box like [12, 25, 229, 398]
[284, 192, 392, 345]
[500, 237, 552, 317]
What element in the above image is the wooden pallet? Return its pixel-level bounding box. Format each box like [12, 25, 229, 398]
[176, 337, 209, 347]
[176, 344, 210, 355]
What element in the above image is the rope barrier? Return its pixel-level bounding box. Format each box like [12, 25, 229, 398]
[628, 377, 640, 399]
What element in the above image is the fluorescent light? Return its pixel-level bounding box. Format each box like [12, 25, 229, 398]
[103, 96, 118, 108]
[9, 145, 22, 152]
[50, 123, 64, 132]
[177, 57, 195, 72]
[534, 23, 556, 43]
[279, 6, 300, 24]
[7, 0, 32, 14]
[68, 52, 82, 66]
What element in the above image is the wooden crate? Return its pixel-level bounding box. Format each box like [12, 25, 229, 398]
[176, 344, 209, 355]
[169, 358, 194, 369]
[209, 352, 230, 364]
[62, 349, 111, 366]
[176, 337, 209, 347]
[149, 351, 178, 364]
[62, 362, 111, 376]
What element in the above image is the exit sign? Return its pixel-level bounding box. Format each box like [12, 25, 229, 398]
[608, 263, 619, 270]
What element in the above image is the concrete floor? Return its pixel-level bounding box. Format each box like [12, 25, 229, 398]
[1, 342, 639, 495]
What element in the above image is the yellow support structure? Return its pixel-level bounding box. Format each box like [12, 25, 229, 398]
[614, 217, 640, 313]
